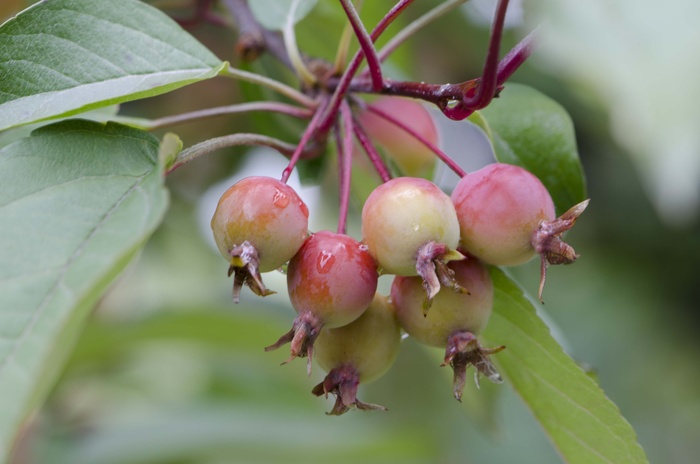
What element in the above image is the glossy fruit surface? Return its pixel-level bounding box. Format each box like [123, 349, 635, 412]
[211, 176, 309, 272]
[361, 177, 460, 276]
[451, 163, 556, 266]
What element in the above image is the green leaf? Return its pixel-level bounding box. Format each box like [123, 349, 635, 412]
[482, 268, 649, 464]
[0, 0, 225, 131]
[0, 120, 169, 460]
[249, 0, 319, 30]
[476, 84, 587, 213]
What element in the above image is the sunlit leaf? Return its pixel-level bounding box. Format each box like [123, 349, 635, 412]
[482, 268, 649, 464]
[0, 0, 225, 131]
[0, 120, 169, 459]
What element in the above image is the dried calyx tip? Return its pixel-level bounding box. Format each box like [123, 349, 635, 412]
[312, 364, 387, 415]
[442, 331, 505, 401]
[417, 242, 467, 316]
[227, 241, 275, 303]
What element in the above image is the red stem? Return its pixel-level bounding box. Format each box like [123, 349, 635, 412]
[352, 118, 392, 183]
[461, 0, 509, 109]
[337, 101, 354, 235]
[339, 0, 384, 92]
[317, 0, 414, 136]
[362, 101, 467, 178]
[281, 95, 330, 183]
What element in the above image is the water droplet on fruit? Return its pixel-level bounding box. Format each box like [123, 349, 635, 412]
[358, 244, 369, 252]
[273, 189, 289, 208]
[412, 222, 420, 232]
[317, 250, 335, 273]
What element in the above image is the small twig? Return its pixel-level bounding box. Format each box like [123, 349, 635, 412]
[147, 102, 313, 130]
[281, 95, 331, 183]
[461, 0, 509, 109]
[359, 99, 466, 177]
[221, 0, 291, 66]
[221, 65, 317, 108]
[317, 0, 415, 136]
[284, 0, 317, 86]
[371, 0, 469, 68]
[339, 0, 384, 92]
[167, 134, 297, 173]
[337, 101, 354, 235]
[353, 117, 392, 183]
[496, 27, 536, 84]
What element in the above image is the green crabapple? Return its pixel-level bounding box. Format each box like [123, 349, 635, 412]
[357, 97, 438, 178]
[211, 176, 309, 302]
[391, 258, 504, 401]
[312, 293, 401, 415]
[451, 163, 589, 300]
[361, 177, 466, 312]
[265, 231, 378, 374]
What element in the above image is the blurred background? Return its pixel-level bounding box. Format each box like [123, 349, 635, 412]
[4, 0, 699, 463]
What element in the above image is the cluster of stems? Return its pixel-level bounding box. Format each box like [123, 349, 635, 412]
[166, 0, 534, 234]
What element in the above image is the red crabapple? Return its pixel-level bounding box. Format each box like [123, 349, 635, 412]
[358, 97, 438, 178]
[391, 258, 504, 401]
[451, 163, 589, 300]
[312, 293, 401, 415]
[362, 177, 465, 312]
[265, 231, 378, 374]
[211, 176, 309, 302]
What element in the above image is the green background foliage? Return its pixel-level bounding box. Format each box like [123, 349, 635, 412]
[1, 1, 698, 464]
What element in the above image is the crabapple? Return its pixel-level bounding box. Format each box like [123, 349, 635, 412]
[357, 97, 438, 178]
[312, 293, 401, 415]
[211, 176, 309, 302]
[451, 163, 589, 299]
[361, 177, 465, 310]
[265, 231, 378, 374]
[391, 258, 504, 401]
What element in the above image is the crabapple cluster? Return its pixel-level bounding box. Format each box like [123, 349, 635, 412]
[210, 108, 587, 414]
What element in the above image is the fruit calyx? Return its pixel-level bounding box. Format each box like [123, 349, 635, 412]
[264, 311, 323, 376]
[441, 331, 505, 402]
[532, 199, 590, 301]
[416, 241, 467, 315]
[227, 240, 276, 303]
[311, 364, 388, 416]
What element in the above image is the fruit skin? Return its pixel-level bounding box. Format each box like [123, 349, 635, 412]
[314, 293, 401, 384]
[391, 258, 493, 347]
[358, 97, 438, 178]
[211, 176, 309, 273]
[312, 294, 401, 415]
[265, 231, 379, 374]
[451, 163, 556, 267]
[361, 177, 460, 276]
[391, 258, 503, 401]
[287, 231, 378, 330]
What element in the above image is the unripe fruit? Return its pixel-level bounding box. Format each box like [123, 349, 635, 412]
[451, 163, 589, 299]
[312, 294, 401, 415]
[211, 176, 309, 301]
[391, 258, 504, 401]
[358, 97, 438, 178]
[361, 177, 465, 310]
[265, 231, 379, 374]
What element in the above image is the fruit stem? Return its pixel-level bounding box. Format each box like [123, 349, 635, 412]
[221, 65, 317, 108]
[146, 101, 313, 130]
[368, 0, 469, 69]
[337, 101, 354, 235]
[316, 0, 414, 136]
[283, 0, 317, 86]
[281, 94, 331, 183]
[357, 98, 467, 178]
[167, 133, 298, 174]
[352, 118, 392, 183]
[339, 0, 384, 92]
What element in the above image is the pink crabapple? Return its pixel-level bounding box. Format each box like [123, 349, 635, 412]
[211, 176, 309, 302]
[265, 231, 379, 374]
[391, 258, 504, 401]
[361, 177, 466, 312]
[312, 293, 401, 415]
[357, 96, 439, 178]
[451, 163, 589, 300]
